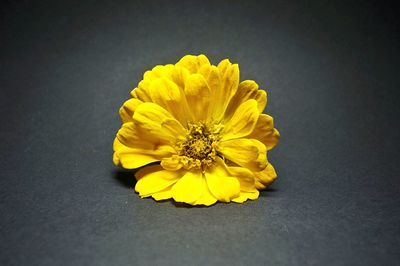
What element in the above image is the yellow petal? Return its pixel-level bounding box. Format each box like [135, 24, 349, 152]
[224, 80, 266, 120]
[148, 78, 189, 125]
[256, 90, 267, 111]
[171, 170, 203, 204]
[113, 152, 121, 166]
[113, 137, 123, 166]
[232, 191, 260, 203]
[248, 114, 280, 150]
[254, 163, 277, 189]
[193, 176, 218, 206]
[198, 65, 221, 92]
[212, 60, 239, 121]
[161, 155, 184, 171]
[184, 74, 211, 121]
[176, 54, 210, 73]
[113, 138, 172, 169]
[161, 119, 187, 140]
[204, 158, 240, 202]
[217, 59, 231, 76]
[131, 64, 178, 101]
[133, 102, 186, 143]
[133, 65, 187, 95]
[135, 164, 160, 180]
[115, 150, 160, 169]
[135, 165, 182, 197]
[217, 138, 267, 171]
[169, 65, 190, 89]
[222, 63, 239, 101]
[227, 166, 256, 192]
[131, 86, 152, 102]
[149, 64, 175, 78]
[228, 166, 259, 203]
[198, 65, 222, 122]
[221, 99, 259, 141]
[151, 186, 173, 201]
[117, 122, 169, 149]
[115, 123, 176, 169]
[119, 98, 143, 124]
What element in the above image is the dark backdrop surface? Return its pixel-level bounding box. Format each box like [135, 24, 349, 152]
[1, 0, 399, 265]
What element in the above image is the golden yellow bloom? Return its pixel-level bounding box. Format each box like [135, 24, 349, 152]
[113, 54, 280, 206]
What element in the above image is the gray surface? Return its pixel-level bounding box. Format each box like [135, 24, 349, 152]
[1, 0, 400, 265]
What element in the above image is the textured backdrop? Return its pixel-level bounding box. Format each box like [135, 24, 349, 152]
[1, 0, 399, 265]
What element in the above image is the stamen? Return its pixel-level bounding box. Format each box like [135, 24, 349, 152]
[176, 122, 221, 171]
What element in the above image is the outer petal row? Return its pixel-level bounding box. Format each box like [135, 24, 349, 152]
[224, 80, 266, 120]
[248, 114, 280, 150]
[113, 138, 172, 169]
[254, 163, 278, 189]
[135, 165, 183, 197]
[134, 158, 262, 206]
[119, 98, 143, 124]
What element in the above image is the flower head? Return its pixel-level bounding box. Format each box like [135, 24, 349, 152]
[113, 54, 280, 206]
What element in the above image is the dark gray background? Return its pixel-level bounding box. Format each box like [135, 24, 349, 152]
[1, 0, 399, 265]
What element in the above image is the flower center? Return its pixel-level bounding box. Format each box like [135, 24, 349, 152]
[176, 122, 221, 170]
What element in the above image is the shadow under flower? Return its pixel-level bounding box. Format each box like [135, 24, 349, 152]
[113, 169, 137, 188]
[171, 200, 217, 208]
[258, 187, 278, 197]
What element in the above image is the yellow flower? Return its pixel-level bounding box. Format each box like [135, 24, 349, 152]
[113, 54, 280, 206]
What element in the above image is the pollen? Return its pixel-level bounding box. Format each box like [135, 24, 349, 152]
[176, 122, 221, 170]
